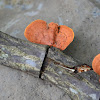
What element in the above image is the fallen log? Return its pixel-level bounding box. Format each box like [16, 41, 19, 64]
[0, 31, 47, 77]
[41, 47, 100, 100]
[0, 31, 100, 100]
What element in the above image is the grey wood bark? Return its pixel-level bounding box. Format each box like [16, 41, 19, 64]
[0, 31, 47, 77]
[0, 31, 100, 100]
[41, 47, 100, 100]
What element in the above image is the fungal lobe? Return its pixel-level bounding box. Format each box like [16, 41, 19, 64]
[24, 19, 74, 50]
[92, 54, 100, 75]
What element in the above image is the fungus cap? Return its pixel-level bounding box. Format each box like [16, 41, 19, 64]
[92, 54, 100, 75]
[24, 20, 58, 46]
[53, 25, 74, 50]
[24, 19, 74, 50]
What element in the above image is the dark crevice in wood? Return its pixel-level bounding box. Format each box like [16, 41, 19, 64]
[39, 46, 50, 78]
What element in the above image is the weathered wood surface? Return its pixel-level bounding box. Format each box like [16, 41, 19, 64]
[0, 31, 47, 77]
[41, 47, 100, 100]
[0, 31, 100, 100]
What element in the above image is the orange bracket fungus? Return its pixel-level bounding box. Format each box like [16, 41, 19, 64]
[24, 19, 74, 50]
[92, 54, 100, 82]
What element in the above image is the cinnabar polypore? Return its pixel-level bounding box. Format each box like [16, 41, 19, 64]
[92, 54, 100, 75]
[24, 19, 74, 50]
[92, 54, 100, 82]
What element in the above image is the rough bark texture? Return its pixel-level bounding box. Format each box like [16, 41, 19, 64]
[41, 47, 100, 100]
[0, 31, 100, 100]
[0, 31, 47, 77]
